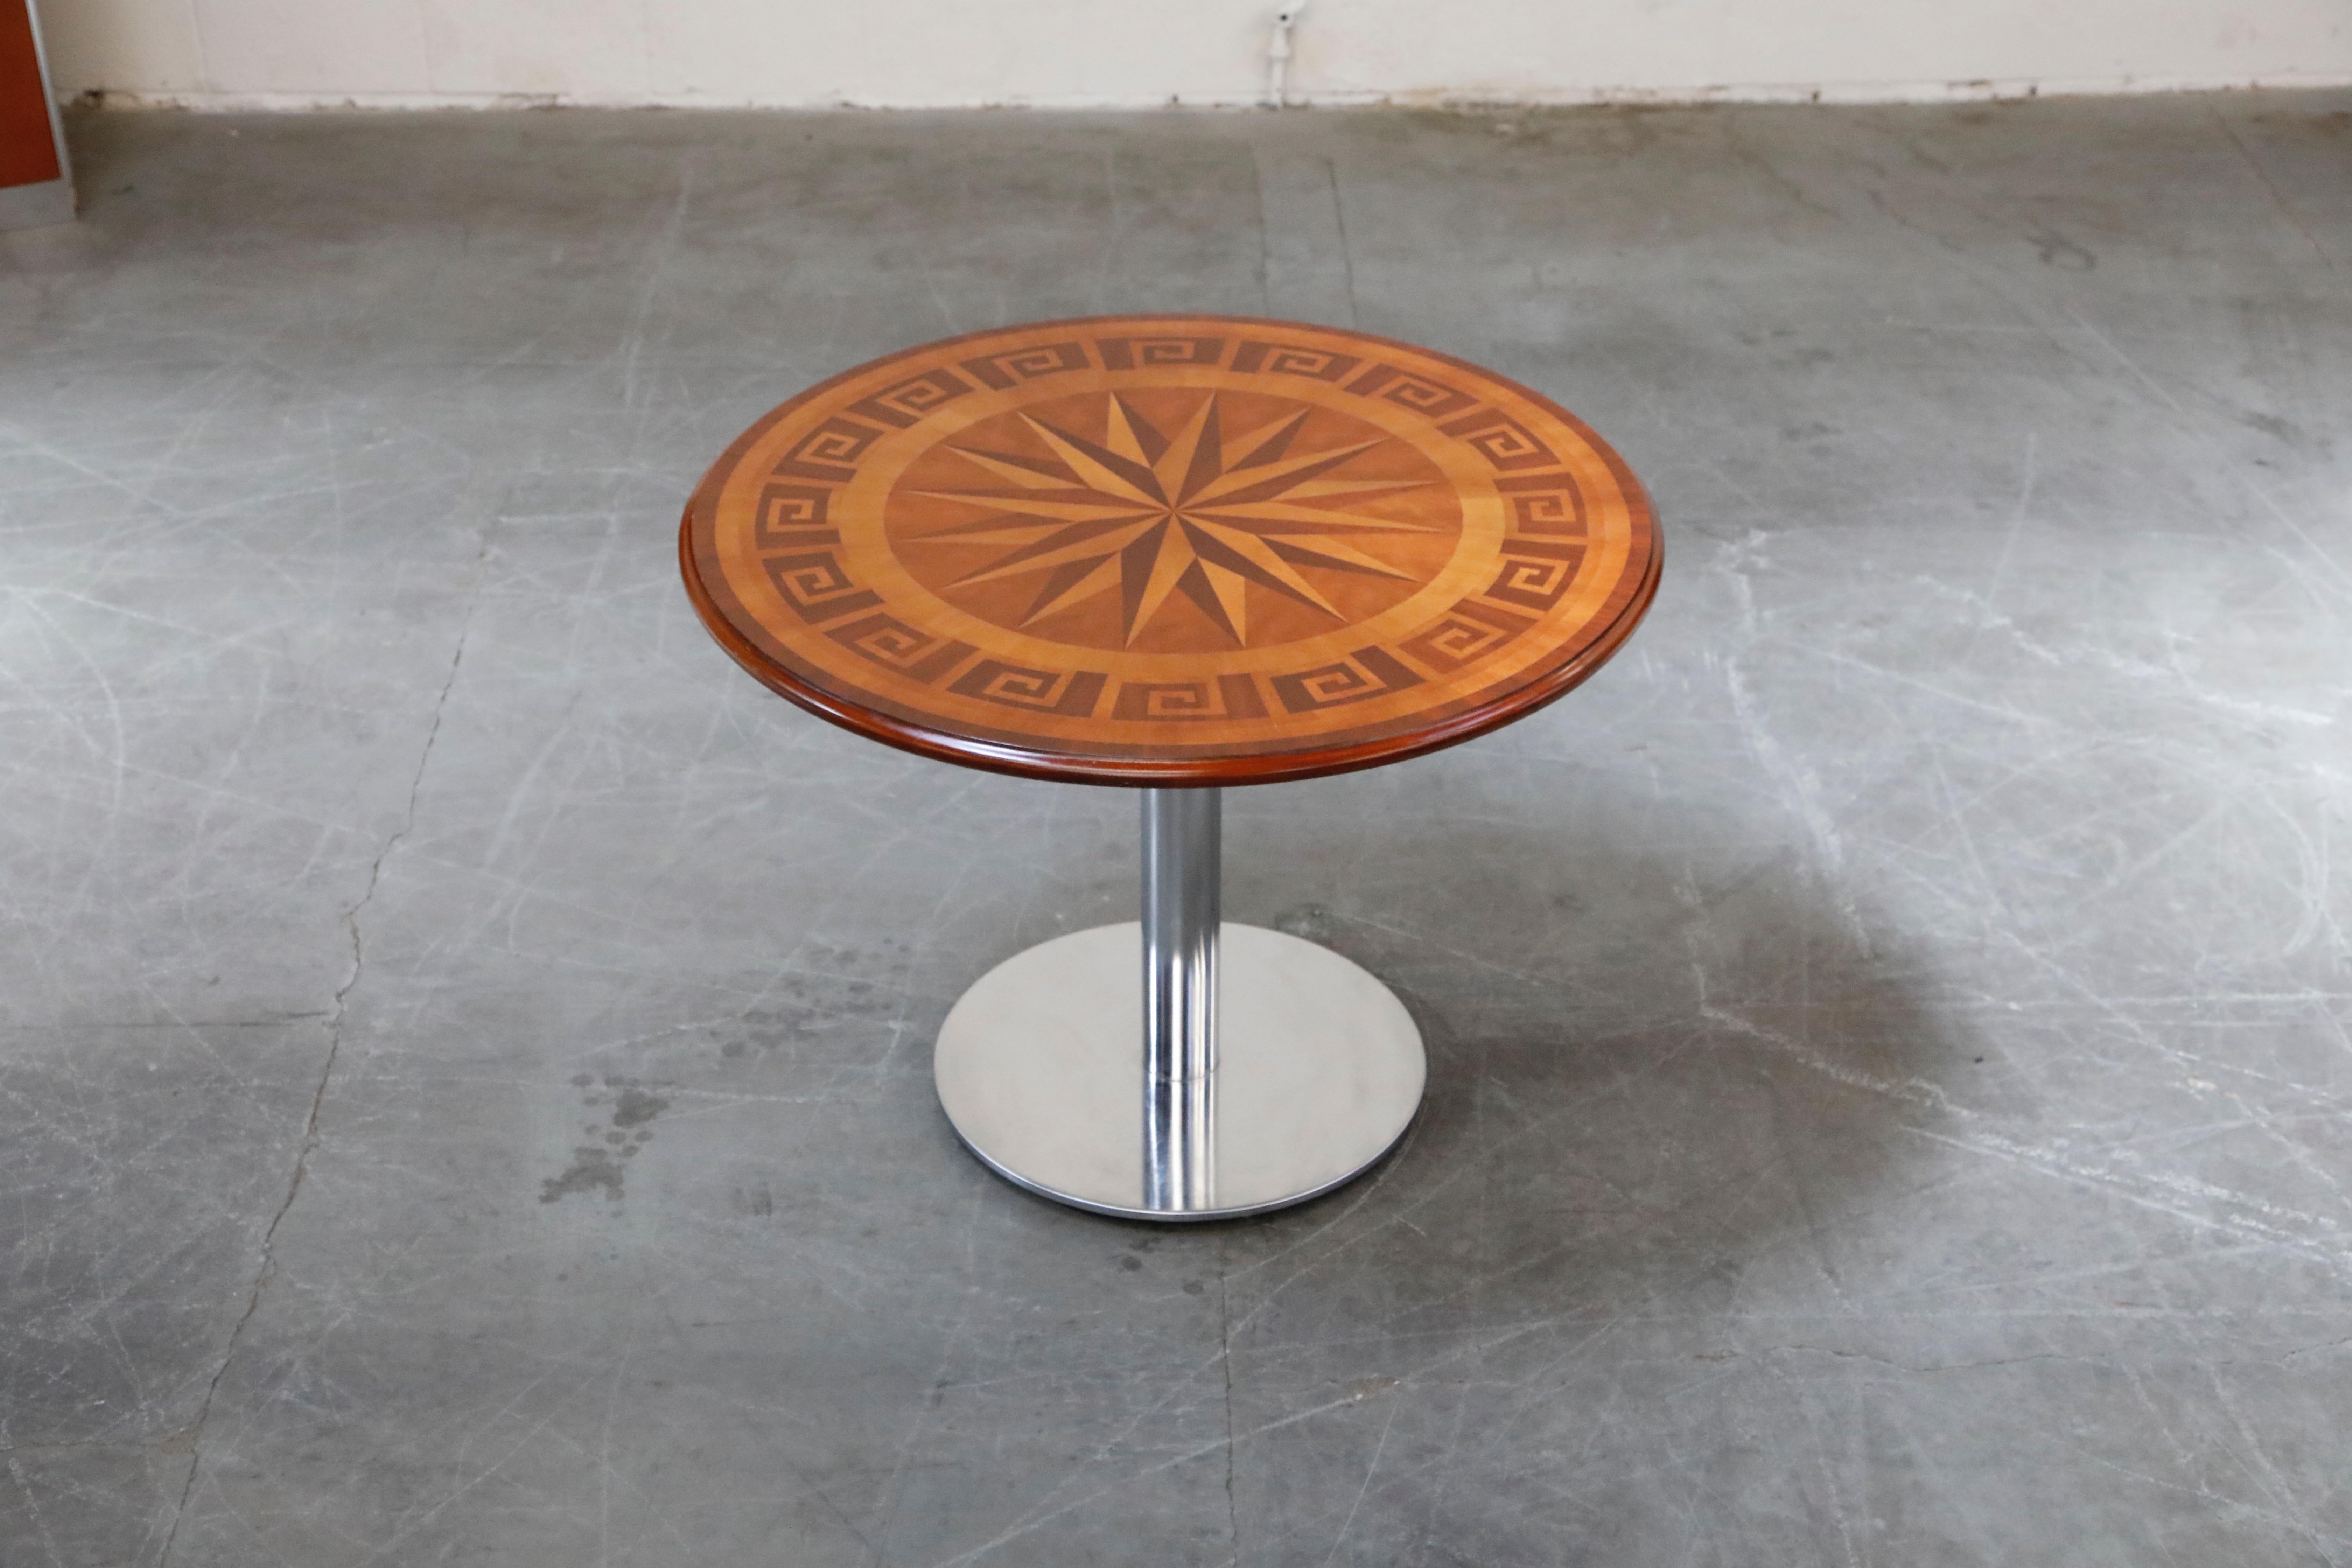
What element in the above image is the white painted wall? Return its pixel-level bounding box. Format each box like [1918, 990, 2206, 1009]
[41, 0, 2352, 109]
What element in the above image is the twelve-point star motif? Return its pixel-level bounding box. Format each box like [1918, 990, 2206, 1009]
[904, 393, 1441, 647]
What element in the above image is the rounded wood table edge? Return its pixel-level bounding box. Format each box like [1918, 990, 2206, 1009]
[678, 314, 1664, 788]
[681, 507, 1661, 787]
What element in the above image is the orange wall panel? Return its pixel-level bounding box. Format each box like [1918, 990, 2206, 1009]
[1, 0, 62, 190]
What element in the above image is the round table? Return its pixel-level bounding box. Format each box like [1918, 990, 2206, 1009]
[681, 315, 1660, 1221]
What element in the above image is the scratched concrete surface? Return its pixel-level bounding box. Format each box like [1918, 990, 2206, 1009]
[1, 95, 2348, 1566]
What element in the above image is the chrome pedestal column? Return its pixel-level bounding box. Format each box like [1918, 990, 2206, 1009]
[933, 788, 1427, 1222]
[1142, 788, 1220, 1212]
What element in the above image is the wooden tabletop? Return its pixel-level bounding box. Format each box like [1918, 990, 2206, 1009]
[680, 316, 1660, 785]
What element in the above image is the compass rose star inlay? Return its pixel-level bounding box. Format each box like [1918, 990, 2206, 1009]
[686, 315, 1662, 782]
[903, 393, 1444, 648]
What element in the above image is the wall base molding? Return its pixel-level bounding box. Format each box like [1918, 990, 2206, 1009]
[62, 71, 2352, 114]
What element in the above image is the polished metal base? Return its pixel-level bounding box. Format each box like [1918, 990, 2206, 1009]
[934, 922, 1427, 1221]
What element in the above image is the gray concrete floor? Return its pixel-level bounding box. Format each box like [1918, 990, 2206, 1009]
[1, 93, 2348, 1566]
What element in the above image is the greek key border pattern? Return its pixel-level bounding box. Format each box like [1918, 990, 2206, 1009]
[737, 331, 1615, 723]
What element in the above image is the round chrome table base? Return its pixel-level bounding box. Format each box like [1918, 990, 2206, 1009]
[934, 922, 1427, 1222]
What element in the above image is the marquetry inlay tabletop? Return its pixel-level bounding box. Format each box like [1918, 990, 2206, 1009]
[680, 316, 1660, 785]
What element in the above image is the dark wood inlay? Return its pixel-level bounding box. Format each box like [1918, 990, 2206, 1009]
[681, 315, 1661, 784]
